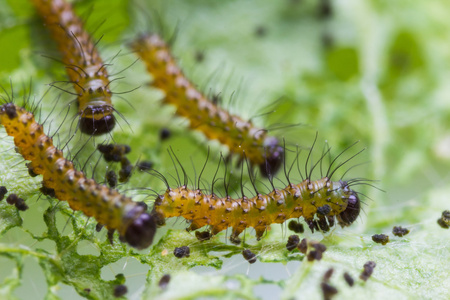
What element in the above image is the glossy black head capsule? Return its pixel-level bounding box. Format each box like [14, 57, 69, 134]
[259, 136, 284, 178]
[79, 109, 115, 136]
[337, 193, 360, 227]
[3, 103, 18, 119]
[123, 212, 157, 250]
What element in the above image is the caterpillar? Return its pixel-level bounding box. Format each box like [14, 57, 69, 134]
[150, 146, 363, 244]
[0, 103, 156, 249]
[129, 33, 284, 178]
[31, 0, 115, 135]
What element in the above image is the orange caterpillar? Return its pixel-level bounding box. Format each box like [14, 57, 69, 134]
[0, 103, 155, 249]
[130, 34, 284, 177]
[31, 0, 115, 135]
[151, 158, 361, 244]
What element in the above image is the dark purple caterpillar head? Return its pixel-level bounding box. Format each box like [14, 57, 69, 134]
[79, 106, 116, 135]
[123, 212, 157, 250]
[260, 136, 284, 178]
[337, 192, 361, 227]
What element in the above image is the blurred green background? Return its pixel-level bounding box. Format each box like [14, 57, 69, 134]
[1, 0, 450, 299]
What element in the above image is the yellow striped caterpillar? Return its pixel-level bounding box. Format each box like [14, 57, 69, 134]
[0, 102, 156, 249]
[31, 0, 115, 135]
[129, 33, 284, 178]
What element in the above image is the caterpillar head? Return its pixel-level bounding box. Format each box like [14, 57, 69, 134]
[1, 103, 18, 119]
[79, 106, 115, 135]
[123, 212, 157, 250]
[337, 193, 361, 227]
[259, 136, 284, 178]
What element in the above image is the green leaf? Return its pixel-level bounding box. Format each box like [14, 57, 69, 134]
[1, 0, 450, 299]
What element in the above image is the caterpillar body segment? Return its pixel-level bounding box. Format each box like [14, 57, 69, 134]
[0, 103, 155, 249]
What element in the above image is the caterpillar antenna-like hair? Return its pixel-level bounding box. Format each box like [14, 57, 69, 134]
[69, 30, 87, 66]
[147, 168, 169, 189]
[309, 146, 332, 180]
[325, 140, 359, 178]
[211, 155, 223, 196]
[295, 145, 304, 181]
[110, 85, 141, 95]
[198, 147, 210, 190]
[220, 153, 230, 196]
[328, 148, 365, 179]
[245, 154, 259, 195]
[91, 151, 104, 180]
[287, 146, 300, 181]
[320, 142, 330, 178]
[340, 161, 370, 180]
[167, 20, 180, 47]
[305, 132, 319, 180]
[170, 146, 188, 186]
[109, 58, 140, 77]
[167, 148, 181, 186]
[51, 104, 71, 139]
[240, 153, 246, 198]
[282, 138, 291, 185]
[71, 133, 95, 163]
